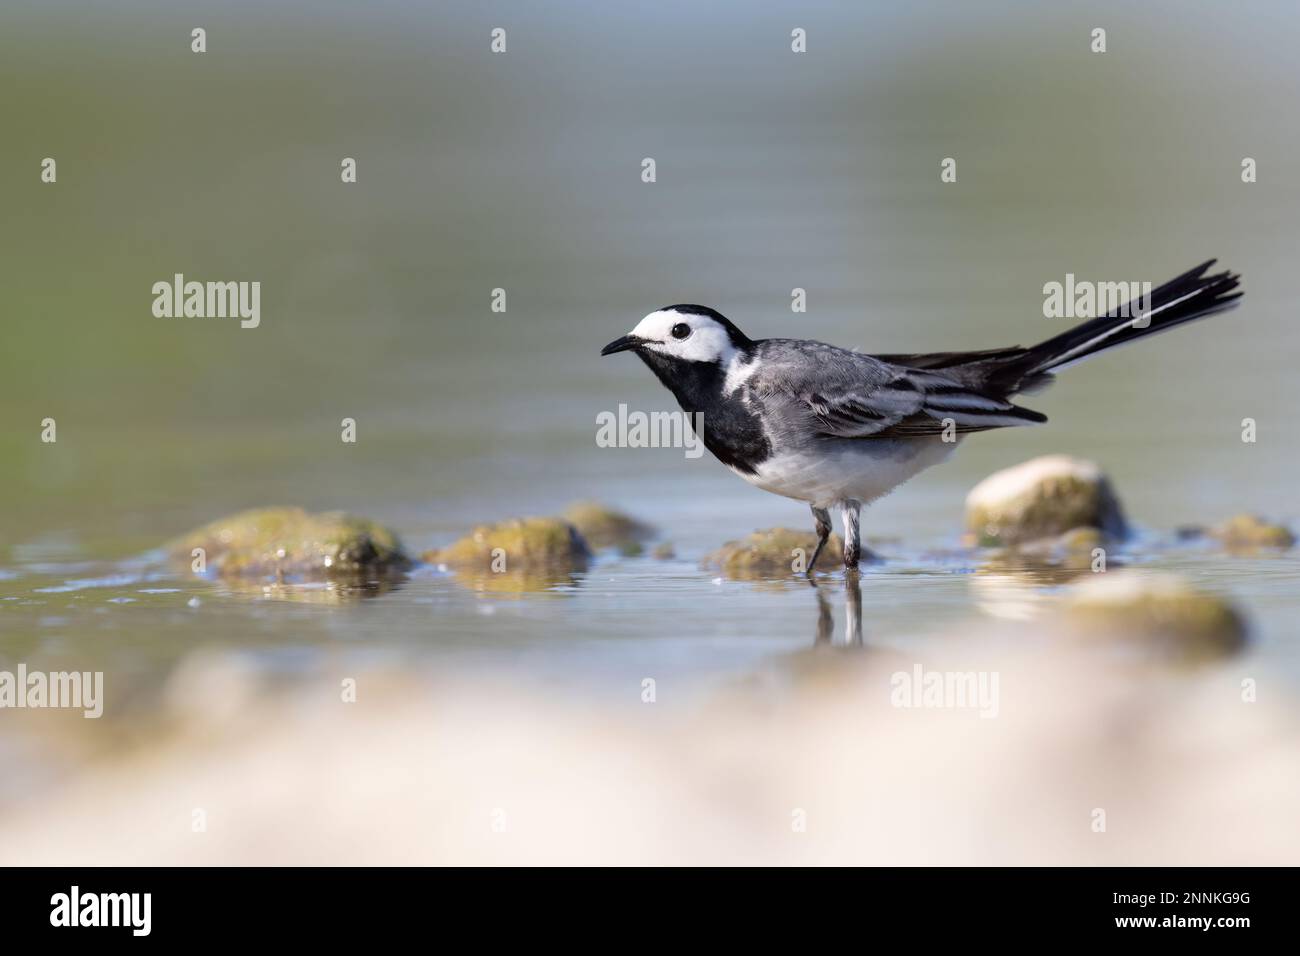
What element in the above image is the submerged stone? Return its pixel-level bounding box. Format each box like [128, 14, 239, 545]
[170, 507, 411, 580]
[976, 526, 1109, 596]
[965, 455, 1127, 547]
[704, 528, 845, 579]
[985, 526, 1108, 572]
[1209, 514, 1295, 551]
[1057, 571, 1248, 665]
[561, 501, 655, 552]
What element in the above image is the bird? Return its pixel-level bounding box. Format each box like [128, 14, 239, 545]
[601, 260, 1242, 572]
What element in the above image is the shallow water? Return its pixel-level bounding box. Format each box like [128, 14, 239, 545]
[3, 521, 1299, 722]
[3, 1, 1300, 843]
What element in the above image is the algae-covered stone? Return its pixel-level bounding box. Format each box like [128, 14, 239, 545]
[965, 455, 1127, 547]
[704, 528, 845, 579]
[561, 501, 654, 552]
[1209, 514, 1295, 551]
[985, 526, 1109, 572]
[426, 517, 589, 576]
[651, 542, 676, 560]
[171, 507, 410, 579]
[1056, 526, 1106, 553]
[1057, 571, 1247, 664]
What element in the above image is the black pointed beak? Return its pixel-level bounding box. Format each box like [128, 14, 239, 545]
[601, 334, 643, 356]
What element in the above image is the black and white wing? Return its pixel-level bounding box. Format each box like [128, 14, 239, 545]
[747, 339, 1046, 439]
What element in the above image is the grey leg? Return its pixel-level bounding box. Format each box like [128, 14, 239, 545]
[841, 500, 861, 569]
[807, 505, 832, 576]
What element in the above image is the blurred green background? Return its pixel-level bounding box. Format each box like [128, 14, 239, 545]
[1, 0, 1296, 562]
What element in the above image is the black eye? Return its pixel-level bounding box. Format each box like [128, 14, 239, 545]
[670, 322, 691, 340]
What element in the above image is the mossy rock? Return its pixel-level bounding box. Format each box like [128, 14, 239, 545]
[561, 501, 654, 552]
[425, 517, 590, 585]
[1057, 571, 1248, 665]
[1209, 514, 1295, 552]
[965, 455, 1127, 547]
[976, 528, 1109, 593]
[651, 542, 676, 560]
[704, 528, 845, 579]
[171, 507, 410, 580]
[1015, 525, 1106, 560]
[984, 526, 1109, 574]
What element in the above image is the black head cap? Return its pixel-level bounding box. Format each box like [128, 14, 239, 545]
[659, 304, 754, 349]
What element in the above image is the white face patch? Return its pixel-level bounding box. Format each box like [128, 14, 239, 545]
[629, 309, 738, 365]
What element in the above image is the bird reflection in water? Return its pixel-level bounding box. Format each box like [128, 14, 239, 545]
[811, 571, 864, 648]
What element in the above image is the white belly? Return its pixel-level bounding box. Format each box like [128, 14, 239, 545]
[738, 437, 959, 508]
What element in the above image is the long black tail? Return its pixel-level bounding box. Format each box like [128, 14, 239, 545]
[1009, 260, 1241, 390]
[874, 260, 1242, 406]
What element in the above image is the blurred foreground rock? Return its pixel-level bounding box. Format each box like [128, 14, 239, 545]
[1, 638, 1295, 865]
[1056, 570, 1248, 665]
[965, 455, 1127, 547]
[170, 507, 410, 579]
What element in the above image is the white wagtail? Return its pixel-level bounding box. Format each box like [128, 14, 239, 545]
[601, 260, 1242, 572]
